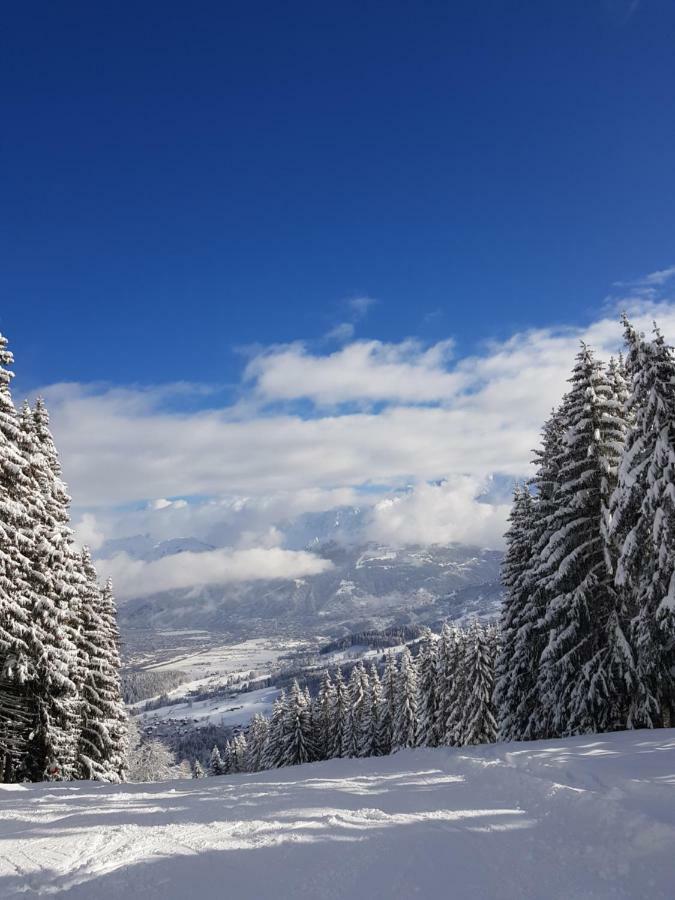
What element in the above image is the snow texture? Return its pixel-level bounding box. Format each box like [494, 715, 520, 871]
[1, 729, 674, 898]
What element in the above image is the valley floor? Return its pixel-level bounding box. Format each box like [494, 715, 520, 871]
[1, 730, 674, 899]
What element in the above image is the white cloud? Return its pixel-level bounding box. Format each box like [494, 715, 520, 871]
[369, 477, 511, 548]
[325, 322, 355, 343]
[36, 289, 675, 555]
[149, 498, 174, 510]
[72, 513, 105, 551]
[349, 295, 377, 319]
[98, 547, 333, 600]
[245, 339, 458, 405]
[643, 266, 675, 286]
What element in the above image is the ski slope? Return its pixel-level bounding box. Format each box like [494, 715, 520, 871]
[1, 730, 674, 899]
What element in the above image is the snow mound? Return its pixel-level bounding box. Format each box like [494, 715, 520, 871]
[1, 730, 674, 899]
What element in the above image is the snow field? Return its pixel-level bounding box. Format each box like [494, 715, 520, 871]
[1, 729, 674, 899]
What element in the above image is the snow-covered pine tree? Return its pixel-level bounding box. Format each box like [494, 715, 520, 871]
[494, 485, 536, 741]
[378, 653, 397, 756]
[280, 680, 315, 767]
[76, 552, 127, 782]
[459, 622, 497, 746]
[612, 321, 675, 727]
[392, 647, 418, 750]
[416, 628, 440, 747]
[369, 664, 387, 756]
[0, 336, 34, 780]
[231, 733, 248, 773]
[518, 404, 571, 741]
[537, 345, 626, 737]
[262, 691, 286, 769]
[245, 713, 269, 772]
[223, 740, 236, 774]
[16, 399, 82, 782]
[355, 664, 374, 757]
[192, 759, 206, 778]
[439, 624, 464, 746]
[328, 668, 350, 759]
[314, 671, 335, 761]
[126, 721, 175, 783]
[209, 744, 224, 776]
[344, 665, 365, 758]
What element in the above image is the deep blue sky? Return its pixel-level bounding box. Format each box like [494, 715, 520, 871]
[2, 0, 674, 392]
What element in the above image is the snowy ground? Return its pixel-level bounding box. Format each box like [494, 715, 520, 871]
[1, 730, 674, 899]
[138, 685, 280, 728]
[146, 637, 309, 683]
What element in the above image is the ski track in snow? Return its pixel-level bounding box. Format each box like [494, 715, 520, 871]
[1, 730, 675, 899]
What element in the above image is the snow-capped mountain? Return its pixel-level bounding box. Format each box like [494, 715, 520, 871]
[116, 539, 503, 642]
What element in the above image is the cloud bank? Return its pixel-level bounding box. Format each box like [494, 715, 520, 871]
[33, 270, 675, 595]
[98, 547, 334, 600]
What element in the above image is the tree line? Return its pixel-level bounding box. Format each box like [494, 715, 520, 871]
[0, 335, 127, 783]
[204, 621, 498, 776]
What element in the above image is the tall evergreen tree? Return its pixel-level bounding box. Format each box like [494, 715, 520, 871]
[416, 629, 440, 747]
[612, 321, 675, 726]
[314, 671, 335, 761]
[0, 337, 34, 780]
[209, 745, 224, 776]
[262, 691, 286, 770]
[494, 485, 536, 741]
[369, 665, 387, 756]
[76, 554, 127, 782]
[231, 733, 248, 772]
[344, 665, 366, 758]
[460, 622, 498, 746]
[392, 648, 418, 750]
[281, 680, 315, 767]
[329, 668, 350, 759]
[537, 345, 626, 736]
[17, 400, 81, 781]
[355, 665, 374, 757]
[443, 628, 467, 746]
[379, 653, 397, 756]
[245, 713, 269, 773]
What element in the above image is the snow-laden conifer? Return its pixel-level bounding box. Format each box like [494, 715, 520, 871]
[460, 622, 497, 746]
[379, 653, 397, 755]
[262, 691, 286, 770]
[439, 625, 464, 746]
[494, 485, 536, 741]
[537, 345, 626, 736]
[0, 337, 34, 779]
[612, 321, 675, 726]
[392, 647, 418, 750]
[416, 629, 440, 747]
[328, 668, 350, 759]
[209, 745, 224, 776]
[245, 713, 269, 772]
[314, 671, 334, 760]
[76, 552, 127, 782]
[369, 665, 387, 756]
[281, 680, 315, 767]
[355, 664, 374, 757]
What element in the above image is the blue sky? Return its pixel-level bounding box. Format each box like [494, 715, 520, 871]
[2, 1, 675, 587]
[3, 0, 675, 393]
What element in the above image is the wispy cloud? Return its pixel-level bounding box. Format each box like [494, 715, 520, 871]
[99, 547, 333, 599]
[348, 295, 377, 320]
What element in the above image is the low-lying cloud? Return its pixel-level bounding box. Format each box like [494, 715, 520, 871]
[98, 547, 334, 600]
